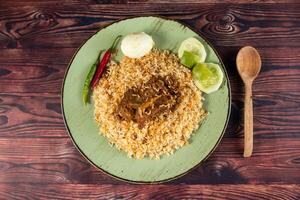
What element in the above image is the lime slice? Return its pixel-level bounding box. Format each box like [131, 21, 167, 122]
[180, 51, 200, 68]
[192, 63, 224, 94]
[178, 37, 207, 63]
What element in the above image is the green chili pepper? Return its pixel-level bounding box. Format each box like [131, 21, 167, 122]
[82, 51, 103, 105]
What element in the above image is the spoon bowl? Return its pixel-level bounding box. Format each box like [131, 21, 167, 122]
[237, 46, 261, 82]
[236, 46, 261, 157]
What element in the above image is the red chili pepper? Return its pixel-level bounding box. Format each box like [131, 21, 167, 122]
[90, 35, 121, 89]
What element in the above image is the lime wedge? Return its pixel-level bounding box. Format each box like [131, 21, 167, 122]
[180, 51, 200, 68]
[178, 37, 206, 63]
[192, 63, 224, 94]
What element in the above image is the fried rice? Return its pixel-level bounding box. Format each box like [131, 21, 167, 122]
[93, 49, 206, 159]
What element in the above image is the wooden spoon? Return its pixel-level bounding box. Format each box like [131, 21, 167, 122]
[236, 46, 261, 157]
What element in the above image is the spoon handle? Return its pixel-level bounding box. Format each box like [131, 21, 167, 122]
[244, 82, 253, 157]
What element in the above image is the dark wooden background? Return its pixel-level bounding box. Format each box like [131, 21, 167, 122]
[0, 0, 300, 199]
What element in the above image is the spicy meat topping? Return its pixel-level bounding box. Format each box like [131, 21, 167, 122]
[116, 75, 181, 128]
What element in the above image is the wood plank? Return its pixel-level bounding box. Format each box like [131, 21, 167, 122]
[143, 0, 300, 3]
[0, 184, 299, 200]
[0, 46, 299, 138]
[1, 46, 298, 68]
[0, 93, 66, 138]
[0, 4, 300, 48]
[0, 47, 299, 93]
[0, 88, 300, 138]
[0, 47, 299, 138]
[175, 138, 300, 184]
[0, 137, 299, 184]
[1, 0, 299, 6]
[141, 0, 300, 3]
[228, 91, 300, 139]
[0, 2, 299, 191]
[0, 48, 73, 93]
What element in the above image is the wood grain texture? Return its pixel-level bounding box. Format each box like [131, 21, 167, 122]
[1, 47, 299, 93]
[0, 93, 65, 138]
[0, 0, 300, 198]
[0, 184, 299, 200]
[0, 49, 72, 93]
[0, 91, 299, 139]
[0, 47, 299, 139]
[0, 4, 300, 48]
[0, 137, 299, 184]
[2, 0, 300, 6]
[144, 0, 300, 3]
[236, 46, 262, 157]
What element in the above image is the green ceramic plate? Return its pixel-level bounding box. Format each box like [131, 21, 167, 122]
[62, 16, 231, 183]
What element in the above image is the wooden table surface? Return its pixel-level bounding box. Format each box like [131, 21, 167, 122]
[1, 0, 300, 199]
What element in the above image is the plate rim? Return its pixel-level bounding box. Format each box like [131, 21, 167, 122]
[61, 15, 232, 184]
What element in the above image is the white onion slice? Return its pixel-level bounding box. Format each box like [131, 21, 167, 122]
[121, 32, 154, 58]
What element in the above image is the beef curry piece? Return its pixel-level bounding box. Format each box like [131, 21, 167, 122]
[116, 75, 181, 128]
